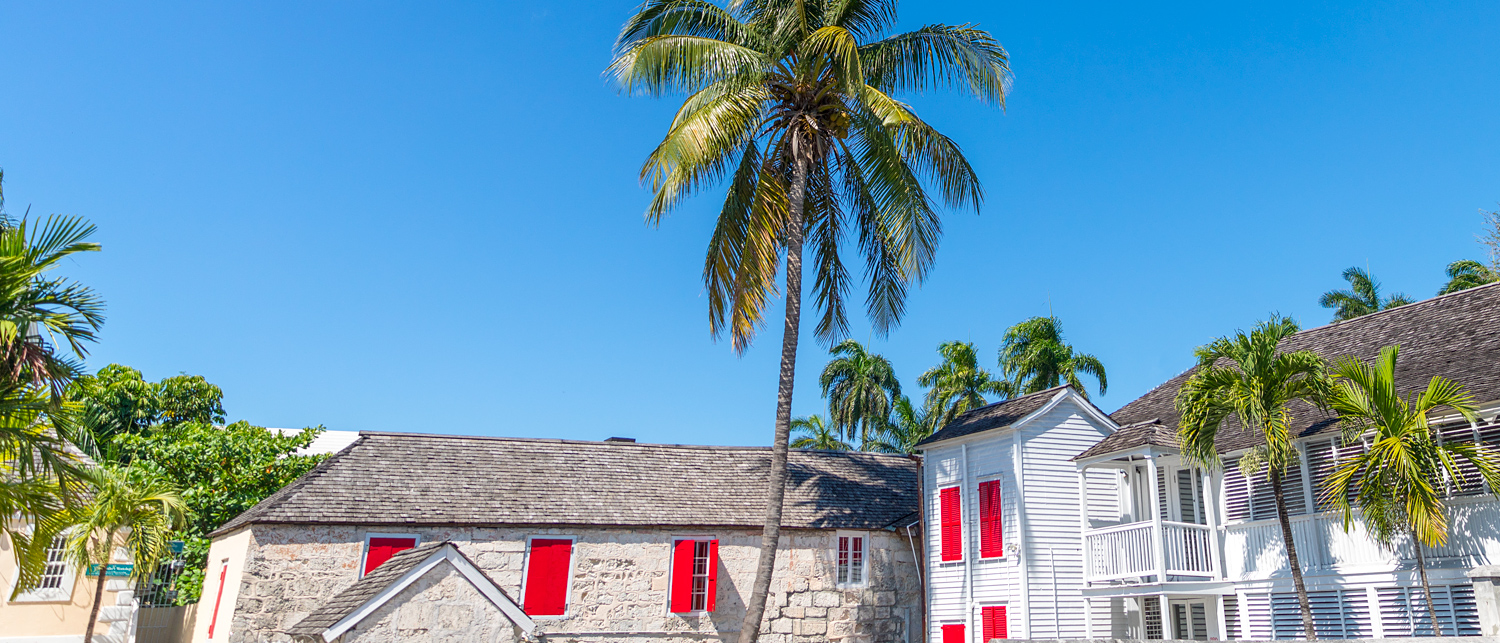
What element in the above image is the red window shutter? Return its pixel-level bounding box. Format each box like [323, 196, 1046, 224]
[705, 539, 719, 612]
[978, 480, 1003, 558]
[983, 605, 1008, 640]
[669, 539, 696, 613]
[523, 539, 573, 616]
[363, 537, 417, 575]
[940, 486, 963, 561]
[208, 561, 228, 639]
[942, 623, 966, 643]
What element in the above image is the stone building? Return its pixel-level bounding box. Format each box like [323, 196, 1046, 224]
[189, 432, 922, 643]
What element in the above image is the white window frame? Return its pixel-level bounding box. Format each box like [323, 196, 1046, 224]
[834, 530, 869, 588]
[8, 533, 76, 603]
[667, 535, 717, 615]
[359, 532, 421, 578]
[519, 534, 578, 620]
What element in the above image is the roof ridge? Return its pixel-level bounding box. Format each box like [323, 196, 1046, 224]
[355, 431, 917, 460]
[1295, 279, 1500, 335]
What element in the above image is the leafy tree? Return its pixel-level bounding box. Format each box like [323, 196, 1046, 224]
[1319, 267, 1412, 322]
[820, 339, 899, 443]
[113, 420, 326, 603]
[918, 341, 1012, 428]
[1437, 259, 1498, 295]
[862, 394, 937, 454]
[65, 463, 187, 643]
[1176, 316, 1328, 639]
[1321, 346, 1500, 635]
[790, 414, 849, 450]
[997, 315, 1107, 399]
[69, 364, 226, 460]
[608, 1, 1009, 636]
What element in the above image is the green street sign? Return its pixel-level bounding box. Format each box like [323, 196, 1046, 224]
[85, 563, 133, 578]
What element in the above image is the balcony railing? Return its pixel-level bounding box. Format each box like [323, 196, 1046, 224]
[1084, 520, 1217, 582]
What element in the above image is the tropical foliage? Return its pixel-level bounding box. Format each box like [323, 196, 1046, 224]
[820, 339, 900, 442]
[1438, 259, 1498, 295]
[861, 394, 938, 454]
[1319, 267, 1412, 322]
[997, 315, 1106, 399]
[1176, 316, 1328, 639]
[610, 0, 1009, 636]
[1321, 346, 1500, 635]
[789, 414, 849, 450]
[65, 463, 188, 643]
[70, 364, 226, 461]
[918, 341, 1011, 427]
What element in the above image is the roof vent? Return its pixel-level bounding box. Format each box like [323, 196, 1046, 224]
[604, 437, 636, 443]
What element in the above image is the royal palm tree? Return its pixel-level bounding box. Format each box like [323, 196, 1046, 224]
[790, 414, 850, 450]
[1437, 260, 1498, 295]
[861, 394, 937, 454]
[918, 341, 1012, 428]
[1176, 316, 1328, 639]
[1321, 346, 1500, 635]
[820, 339, 899, 443]
[1319, 267, 1413, 322]
[997, 315, 1107, 399]
[66, 464, 187, 643]
[609, 2, 1008, 637]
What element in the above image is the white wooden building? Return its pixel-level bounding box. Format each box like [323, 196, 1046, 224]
[920, 282, 1500, 642]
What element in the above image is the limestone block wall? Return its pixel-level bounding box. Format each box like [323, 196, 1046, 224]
[224, 524, 921, 643]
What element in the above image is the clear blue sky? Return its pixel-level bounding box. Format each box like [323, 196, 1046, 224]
[2, 1, 1496, 445]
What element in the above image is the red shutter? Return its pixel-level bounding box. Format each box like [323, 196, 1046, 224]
[669, 539, 696, 613]
[942, 623, 967, 643]
[705, 539, 719, 612]
[207, 561, 228, 639]
[940, 486, 963, 561]
[523, 539, 573, 616]
[978, 480, 1003, 558]
[983, 605, 1009, 640]
[363, 537, 417, 575]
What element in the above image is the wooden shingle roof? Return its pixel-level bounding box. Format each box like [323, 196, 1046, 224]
[1110, 282, 1500, 453]
[915, 386, 1072, 447]
[213, 433, 919, 535]
[1072, 419, 1178, 461]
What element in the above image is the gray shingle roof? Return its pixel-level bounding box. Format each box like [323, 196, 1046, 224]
[1111, 282, 1500, 453]
[287, 541, 449, 637]
[1072, 419, 1178, 461]
[214, 433, 919, 536]
[916, 386, 1070, 447]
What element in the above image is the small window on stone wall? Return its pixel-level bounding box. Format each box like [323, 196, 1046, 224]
[670, 538, 718, 613]
[836, 531, 867, 587]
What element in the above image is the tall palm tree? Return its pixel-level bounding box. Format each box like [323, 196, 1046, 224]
[1176, 316, 1328, 639]
[1319, 267, 1413, 322]
[820, 339, 899, 443]
[1437, 259, 1498, 295]
[790, 414, 850, 450]
[1321, 346, 1500, 635]
[996, 315, 1107, 399]
[918, 341, 1012, 428]
[65, 463, 188, 643]
[861, 394, 937, 454]
[609, 2, 1008, 638]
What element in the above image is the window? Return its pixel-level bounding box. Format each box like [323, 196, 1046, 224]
[522, 538, 574, 616]
[362, 534, 418, 576]
[982, 605, 1008, 640]
[978, 480, 1003, 558]
[669, 538, 718, 613]
[940, 486, 962, 562]
[836, 532, 866, 587]
[941, 623, 966, 643]
[11, 536, 74, 602]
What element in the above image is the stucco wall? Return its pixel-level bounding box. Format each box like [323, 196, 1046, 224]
[0, 530, 136, 642]
[219, 524, 921, 643]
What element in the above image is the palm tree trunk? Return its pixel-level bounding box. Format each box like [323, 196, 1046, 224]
[1271, 469, 1317, 640]
[1413, 528, 1443, 635]
[737, 159, 809, 643]
[85, 560, 107, 643]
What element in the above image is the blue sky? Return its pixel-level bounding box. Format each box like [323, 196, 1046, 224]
[1, 1, 1496, 445]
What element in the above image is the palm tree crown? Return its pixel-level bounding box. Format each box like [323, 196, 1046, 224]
[789, 414, 850, 450]
[861, 394, 937, 454]
[819, 339, 899, 442]
[1319, 266, 1412, 322]
[1437, 260, 1498, 295]
[918, 341, 1012, 428]
[996, 315, 1106, 399]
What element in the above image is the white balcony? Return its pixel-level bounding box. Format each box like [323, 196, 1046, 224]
[1084, 520, 1217, 581]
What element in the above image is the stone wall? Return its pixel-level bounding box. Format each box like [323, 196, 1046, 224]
[343, 563, 522, 643]
[225, 524, 921, 643]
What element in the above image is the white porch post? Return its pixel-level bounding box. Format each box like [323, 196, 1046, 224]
[1201, 468, 1223, 580]
[1078, 469, 1091, 583]
[1215, 593, 1229, 641]
[1085, 596, 1094, 638]
[1147, 455, 1168, 582]
[1161, 594, 1173, 640]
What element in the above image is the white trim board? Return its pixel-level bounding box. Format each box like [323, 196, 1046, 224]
[322, 544, 535, 642]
